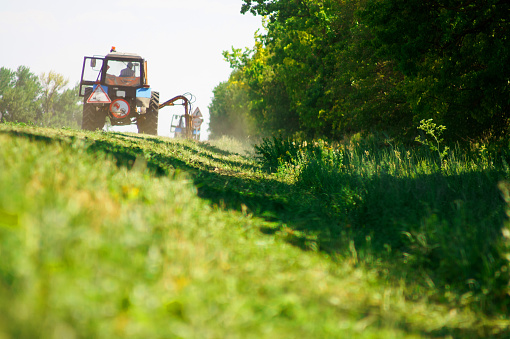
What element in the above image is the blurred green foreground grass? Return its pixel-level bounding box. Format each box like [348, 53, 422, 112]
[0, 124, 509, 338]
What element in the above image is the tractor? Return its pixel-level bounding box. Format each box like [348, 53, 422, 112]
[79, 47, 195, 137]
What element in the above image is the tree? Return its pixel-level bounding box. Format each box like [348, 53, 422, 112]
[48, 83, 82, 129]
[222, 0, 509, 142]
[39, 71, 67, 122]
[362, 0, 510, 141]
[208, 77, 253, 139]
[237, 0, 411, 139]
[0, 67, 82, 128]
[221, 33, 298, 138]
[39, 71, 81, 128]
[0, 66, 41, 123]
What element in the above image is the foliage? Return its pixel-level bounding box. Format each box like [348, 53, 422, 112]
[216, 33, 299, 139]
[362, 0, 510, 141]
[217, 0, 415, 140]
[0, 66, 41, 123]
[40, 71, 69, 117]
[211, 0, 510, 143]
[39, 71, 82, 128]
[0, 66, 81, 128]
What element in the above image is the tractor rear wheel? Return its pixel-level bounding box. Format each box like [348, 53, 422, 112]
[137, 91, 159, 135]
[81, 88, 107, 131]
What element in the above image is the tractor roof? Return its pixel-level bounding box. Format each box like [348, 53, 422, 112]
[105, 51, 143, 60]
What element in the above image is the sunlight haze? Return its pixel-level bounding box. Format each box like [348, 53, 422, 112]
[0, 0, 263, 139]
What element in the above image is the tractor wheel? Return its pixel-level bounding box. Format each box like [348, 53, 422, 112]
[137, 91, 159, 135]
[81, 88, 107, 131]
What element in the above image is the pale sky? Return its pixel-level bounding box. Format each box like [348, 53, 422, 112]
[0, 0, 263, 140]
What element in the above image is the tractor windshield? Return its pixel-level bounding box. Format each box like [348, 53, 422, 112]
[105, 59, 141, 87]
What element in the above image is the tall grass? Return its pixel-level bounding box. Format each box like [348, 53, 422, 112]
[255, 135, 510, 312]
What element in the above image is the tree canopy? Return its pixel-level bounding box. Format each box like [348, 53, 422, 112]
[0, 66, 41, 124]
[209, 0, 510, 143]
[0, 66, 81, 128]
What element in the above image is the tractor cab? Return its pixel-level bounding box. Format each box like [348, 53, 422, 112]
[79, 47, 158, 134]
[79, 49, 148, 95]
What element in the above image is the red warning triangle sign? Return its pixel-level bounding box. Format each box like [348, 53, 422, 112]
[87, 85, 111, 103]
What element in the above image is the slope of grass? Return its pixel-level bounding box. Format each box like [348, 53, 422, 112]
[0, 124, 509, 338]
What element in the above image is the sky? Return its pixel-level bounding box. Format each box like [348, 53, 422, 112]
[0, 0, 263, 140]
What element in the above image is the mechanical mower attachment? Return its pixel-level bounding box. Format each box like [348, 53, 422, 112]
[160, 95, 202, 140]
[79, 47, 200, 138]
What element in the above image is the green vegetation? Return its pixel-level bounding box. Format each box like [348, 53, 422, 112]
[0, 66, 81, 128]
[255, 134, 510, 313]
[1, 123, 510, 338]
[210, 0, 509, 143]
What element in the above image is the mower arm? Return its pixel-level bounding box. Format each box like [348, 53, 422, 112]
[159, 95, 192, 138]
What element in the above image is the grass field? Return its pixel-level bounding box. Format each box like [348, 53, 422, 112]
[1, 124, 510, 338]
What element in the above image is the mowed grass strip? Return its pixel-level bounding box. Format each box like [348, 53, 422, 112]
[0, 125, 508, 338]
